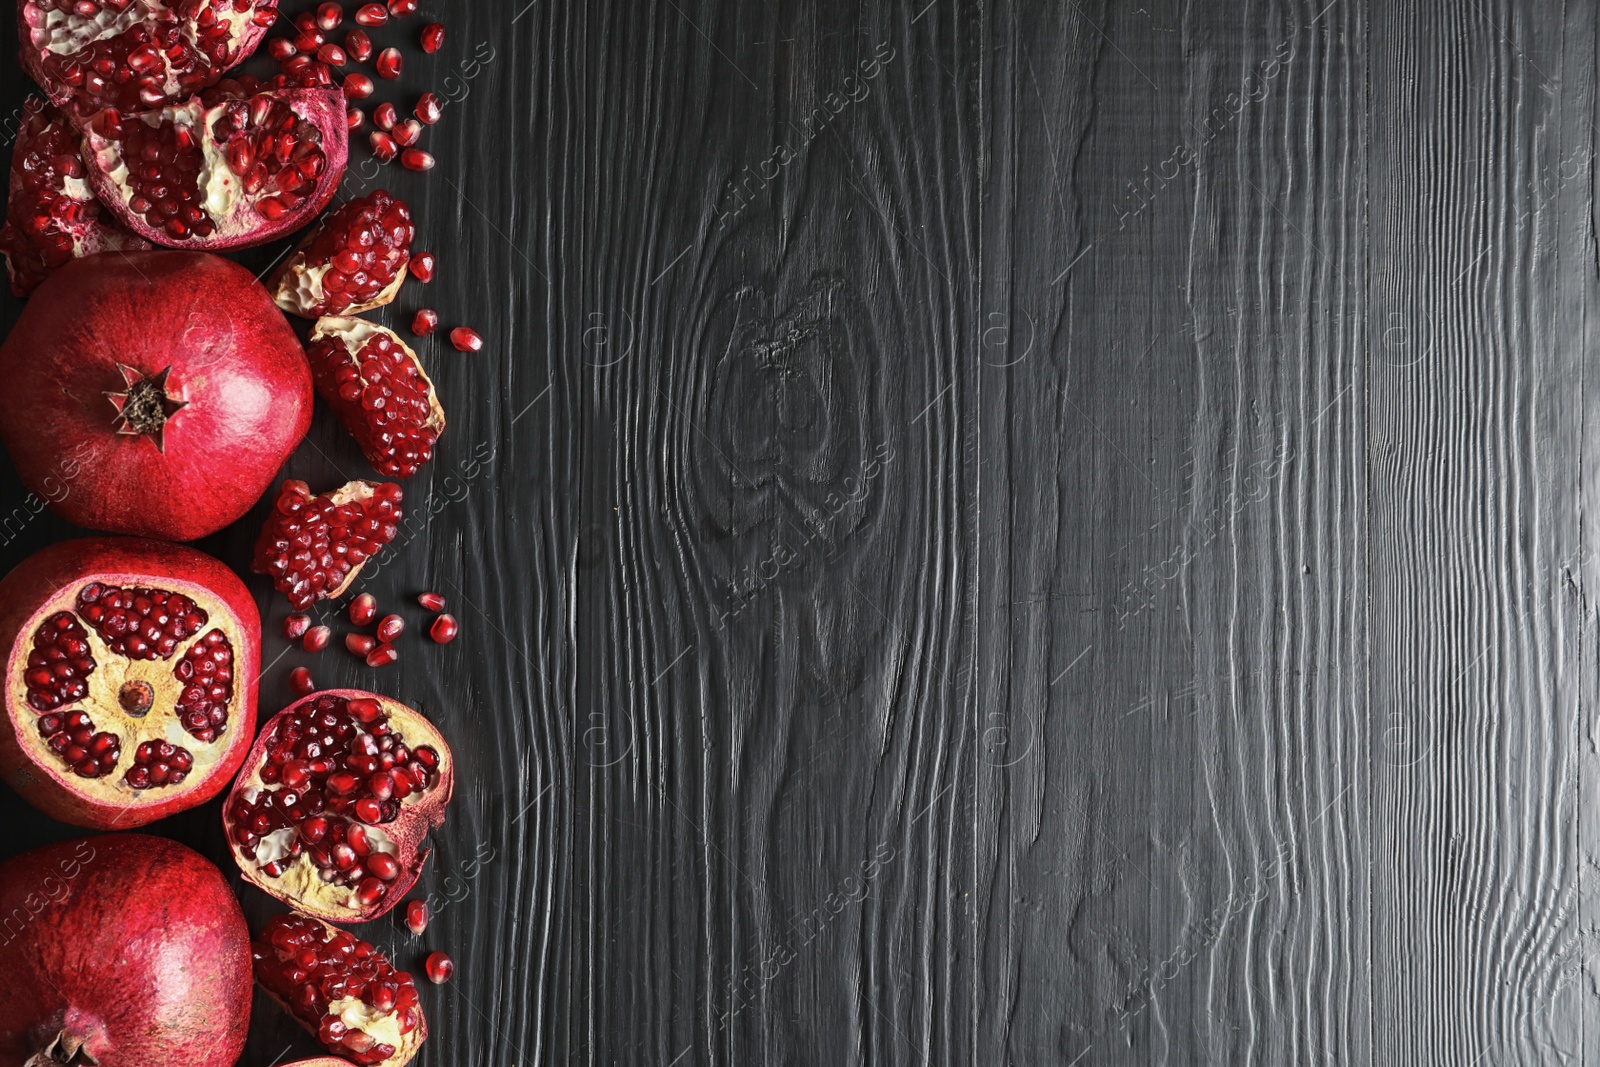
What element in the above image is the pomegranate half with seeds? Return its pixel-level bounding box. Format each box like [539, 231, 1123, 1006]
[225, 689, 452, 922]
[0, 537, 260, 828]
[308, 318, 445, 478]
[253, 913, 427, 1067]
[0, 834, 252, 1067]
[0, 250, 313, 541]
[81, 83, 348, 248]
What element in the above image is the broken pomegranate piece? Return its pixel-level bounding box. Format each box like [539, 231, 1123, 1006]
[253, 913, 428, 1067]
[80, 84, 349, 249]
[252, 479, 403, 610]
[0, 99, 150, 296]
[269, 190, 413, 317]
[307, 318, 444, 479]
[18, 0, 279, 121]
[225, 689, 452, 922]
[0, 537, 259, 829]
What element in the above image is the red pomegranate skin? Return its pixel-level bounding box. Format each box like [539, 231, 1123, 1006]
[0, 251, 314, 541]
[0, 834, 252, 1067]
[0, 537, 261, 829]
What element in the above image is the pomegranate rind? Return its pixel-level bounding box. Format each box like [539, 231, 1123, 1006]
[0, 834, 252, 1067]
[309, 317, 446, 478]
[224, 688, 453, 923]
[0, 538, 261, 829]
[0, 250, 314, 540]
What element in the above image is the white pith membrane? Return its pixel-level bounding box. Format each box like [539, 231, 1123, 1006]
[85, 99, 244, 224]
[6, 575, 242, 804]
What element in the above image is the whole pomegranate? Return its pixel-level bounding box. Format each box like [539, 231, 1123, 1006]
[0, 834, 252, 1067]
[0, 537, 260, 829]
[0, 251, 313, 541]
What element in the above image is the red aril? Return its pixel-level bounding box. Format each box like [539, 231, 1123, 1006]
[347, 632, 378, 656]
[81, 84, 349, 250]
[370, 130, 398, 162]
[414, 92, 442, 124]
[420, 23, 444, 53]
[254, 480, 405, 610]
[376, 614, 404, 642]
[374, 100, 398, 129]
[366, 644, 399, 668]
[399, 148, 434, 172]
[0, 98, 149, 297]
[450, 326, 483, 352]
[417, 592, 444, 611]
[270, 36, 297, 60]
[346, 27, 374, 60]
[308, 318, 446, 479]
[291, 665, 316, 695]
[304, 625, 333, 652]
[392, 119, 421, 147]
[0, 835, 252, 1067]
[409, 250, 435, 281]
[348, 106, 366, 129]
[285, 613, 313, 639]
[411, 308, 438, 336]
[344, 71, 375, 98]
[387, 0, 417, 15]
[376, 47, 402, 79]
[226, 689, 453, 922]
[404, 898, 428, 934]
[270, 190, 414, 318]
[253, 913, 428, 1067]
[295, 30, 325, 53]
[428, 614, 457, 644]
[18, 0, 278, 121]
[424, 952, 453, 985]
[0, 251, 312, 541]
[351, 591, 379, 626]
[354, 2, 388, 27]
[0, 538, 259, 828]
[317, 1, 344, 30]
[317, 42, 347, 65]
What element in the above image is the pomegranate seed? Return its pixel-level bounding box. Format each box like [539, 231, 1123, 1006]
[414, 92, 442, 125]
[317, 2, 344, 30]
[350, 592, 378, 626]
[425, 951, 453, 984]
[344, 28, 373, 62]
[392, 119, 422, 148]
[294, 30, 324, 54]
[295, 11, 319, 32]
[354, 3, 388, 26]
[369, 131, 398, 162]
[449, 327, 482, 352]
[284, 614, 313, 640]
[373, 101, 398, 130]
[429, 614, 458, 644]
[376, 48, 403, 80]
[268, 37, 297, 60]
[367, 852, 400, 880]
[409, 251, 436, 282]
[400, 148, 435, 172]
[317, 43, 347, 66]
[347, 107, 365, 130]
[355, 797, 383, 823]
[405, 898, 429, 934]
[411, 309, 439, 336]
[343, 73, 375, 99]
[388, 0, 419, 15]
[346, 632, 378, 657]
[290, 666, 316, 696]
[417, 592, 446, 611]
[376, 615, 405, 643]
[420, 23, 445, 52]
[303, 625, 333, 653]
[367, 644, 399, 668]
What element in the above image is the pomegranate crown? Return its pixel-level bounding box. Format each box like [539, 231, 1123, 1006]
[105, 364, 187, 453]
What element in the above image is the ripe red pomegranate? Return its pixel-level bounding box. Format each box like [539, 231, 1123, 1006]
[18, 0, 279, 121]
[0, 250, 313, 541]
[81, 83, 348, 248]
[0, 99, 150, 297]
[308, 318, 445, 478]
[253, 480, 404, 609]
[225, 689, 452, 922]
[0, 537, 260, 828]
[270, 190, 414, 317]
[253, 913, 427, 1067]
[0, 834, 252, 1067]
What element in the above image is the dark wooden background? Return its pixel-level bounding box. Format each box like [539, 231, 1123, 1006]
[2, 0, 1597, 1063]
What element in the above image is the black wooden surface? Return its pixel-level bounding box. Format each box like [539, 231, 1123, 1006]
[1, 0, 1597, 1064]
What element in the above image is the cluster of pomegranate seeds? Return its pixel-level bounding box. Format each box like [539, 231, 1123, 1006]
[253, 480, 404, 610]
[228, 694, 441, 908]
[172, 627, 236, 741]
[37, 710, 120, 779]
[124, 738, 194, 789]
[76, 583, 207, 659]
[24, 613, 95, 712]
[271, 190, 413, 317]
[307, 323, 444, 478]
[253, 914, 423, 1066]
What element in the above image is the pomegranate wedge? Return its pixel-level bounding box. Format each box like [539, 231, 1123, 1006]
[308, 318, 445, 479]
[252, 479, 403, 610]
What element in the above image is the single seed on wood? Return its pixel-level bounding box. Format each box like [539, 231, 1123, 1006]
[376, 614, 405, 643]
[283, 613, 312, 639]
[449, 327, 482, 352]
[376, 47, 403, 79]
[420, 23, 445, 53]
[400, 148, 435, 172]
[429, 614, 458, 644]
[350, 592, 378, 626]
[303, 625, 332, 652]
[290, 666, 315, 696]
[412, 309, 438, 336]
[417, 591, 446, 611]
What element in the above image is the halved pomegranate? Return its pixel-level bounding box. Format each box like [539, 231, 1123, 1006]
[0, 537, 260, 828]
[253, 913, 427, 1067]
[81, 83, 348, 248]
[19, 0, 279, 121]
[253, 480, 404, 610]
[308, 318, 444, 478]
[0, 98, 149, 296]
[270, 189, 413, 317]
[225, 689, 452, 922]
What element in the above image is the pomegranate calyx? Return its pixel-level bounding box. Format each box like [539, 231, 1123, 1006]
[105, 364, 187, 452]
[24, 1031, 100, 1067]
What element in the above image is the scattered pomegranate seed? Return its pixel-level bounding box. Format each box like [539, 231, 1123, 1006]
[420, 22, 445, 52]
[376, 48, 403, 80]
[347, 107, 365, 130]
[391, 119, 422, 148]
[449, 327, 482, 352]
[400, 148, 435, 173]
[409, 251, 436, 282]
[369, 130, 398, 162]
[413, 93, 443, 126]
[290, 666, 316, 696]
[303, 625, 333, 653]
[376, 615, 405, 643]
[373, 101, 398, 130]
[411, 309, 438, 336]
[284, 613, 313, 640]
[343, 28, 372, 62]
[417, 592, 446, 612]
[317, 1, 344, 30]
[429, 614, 458, 644]
[316, 42, 347, 66]
[354, 2, 388, 26]
[389, 0, 419, 15]
[295, 11, 319, 32]
[424, 951, 453, 984]
[405, 898, 429, 935]
[343, 72, 375, 99]
[346, 632, 378, 657]
[350, 592, 378, 626]
[367, 644, 400, 668]
[268, 37, 296, 60]
[293, 30, 324, 54]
